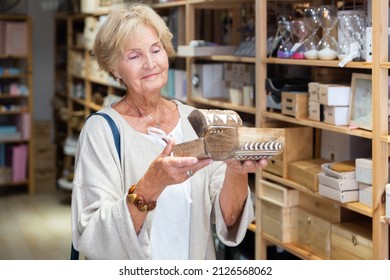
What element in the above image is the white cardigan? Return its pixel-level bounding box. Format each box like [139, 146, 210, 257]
[71, 101, 254, 259]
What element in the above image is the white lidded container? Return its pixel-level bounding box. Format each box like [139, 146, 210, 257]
[355, 158, 372, 185]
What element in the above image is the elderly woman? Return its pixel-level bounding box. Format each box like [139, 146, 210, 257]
[71, 3, 267, 260]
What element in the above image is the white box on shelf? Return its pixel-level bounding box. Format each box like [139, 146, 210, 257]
[355, 158, 372, 185]
[319, 184, 359, 203]
[191, 64, 228, 99]
[243, 85, 255, 107]
[359, 183, 372, 208]
[318, 172, 358, 191]
[323, 105, 349, 126]
[319, 84, 351, 106]
[177, 45, 236, 56]
[229, 88, 243, 105]
[321, 130, 371, 162]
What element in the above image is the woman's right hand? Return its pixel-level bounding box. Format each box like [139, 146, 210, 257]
[136, 137, 213, 200]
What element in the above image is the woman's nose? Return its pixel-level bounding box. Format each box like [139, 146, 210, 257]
[143, 54, 155, 69]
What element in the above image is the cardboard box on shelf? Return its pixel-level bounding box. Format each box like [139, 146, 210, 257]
[355, 158, 372, 185]
[358, 183, 372, 208]
[323, 105, 349, 126]
[318, 84, 351, 106]
[319, 184, 359, 203]
[308, 100, 324, 121]
[281, 91, 308, 119]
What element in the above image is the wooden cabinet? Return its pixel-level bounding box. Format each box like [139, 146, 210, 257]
[0, 15, 34, 194]
[255, 0, 389, 260]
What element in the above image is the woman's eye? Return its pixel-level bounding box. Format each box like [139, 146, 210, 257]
[152, 47, 161, 53]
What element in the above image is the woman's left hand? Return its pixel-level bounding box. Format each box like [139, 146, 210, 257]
[225, 158, 268, 175]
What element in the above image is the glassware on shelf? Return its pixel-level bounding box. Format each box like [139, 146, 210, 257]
[317, 5, 339, 60]
[302, 7, 320, 60]
[337, 11, 367, 66]
[352, 12, 367, 61]
[290, 19, 309, 59]
[276, 15, 293, 59]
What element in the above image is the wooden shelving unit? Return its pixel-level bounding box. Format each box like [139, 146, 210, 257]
[255, 0, 389, 260]
[0, 15, 34, 194]
[54, 13, 126, 189]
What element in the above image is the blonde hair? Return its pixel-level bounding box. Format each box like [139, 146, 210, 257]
[93, 3, 175, 78]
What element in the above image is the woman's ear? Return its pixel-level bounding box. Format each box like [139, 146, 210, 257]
[111, 70, 121, 80]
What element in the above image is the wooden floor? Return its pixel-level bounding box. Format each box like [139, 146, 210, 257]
[0, 190, 72, 260]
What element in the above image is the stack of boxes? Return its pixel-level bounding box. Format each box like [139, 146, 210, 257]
[317, 162, 359, 203]
[307, 82, 323, 121]
[259, 179, 298, 243]
[319, 84, 351, 126]
[224, 63, 255, 107]
[305, 82, 351, 126]
[355, 158, 373, 207]
[34, 121, 56, 192]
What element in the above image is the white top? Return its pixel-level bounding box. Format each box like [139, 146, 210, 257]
[72, 103, 254, 260]
[142, 120, 192, 259]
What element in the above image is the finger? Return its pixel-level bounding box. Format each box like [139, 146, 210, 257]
[257, 159, 268, 168]
[166, 156, 199, 169]
[189, 158, 213, 173]
[161, 136, 175, 157]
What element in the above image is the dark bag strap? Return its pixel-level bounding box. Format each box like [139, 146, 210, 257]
[70, 112, 121, 260]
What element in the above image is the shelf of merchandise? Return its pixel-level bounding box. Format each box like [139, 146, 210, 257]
[255, 0, 389, 260]
[54, 13, 127, 189]
[0, 15, 34, 194]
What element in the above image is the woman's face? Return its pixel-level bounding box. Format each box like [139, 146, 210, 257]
[114, 24, 169, 96]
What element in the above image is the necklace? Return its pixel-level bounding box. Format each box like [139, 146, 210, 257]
[122, 96, 161, 129]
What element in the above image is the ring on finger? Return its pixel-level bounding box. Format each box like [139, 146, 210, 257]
[186, 170, 193, 177]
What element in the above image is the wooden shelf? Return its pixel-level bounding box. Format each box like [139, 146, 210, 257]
[261, 171, 373, 218]
[184, 55, 256, 63]
[264, 57, 372, 69]
[262, 111, 373, 139]
[191, 96, 256, 114]
[261, 233, 323, 260]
